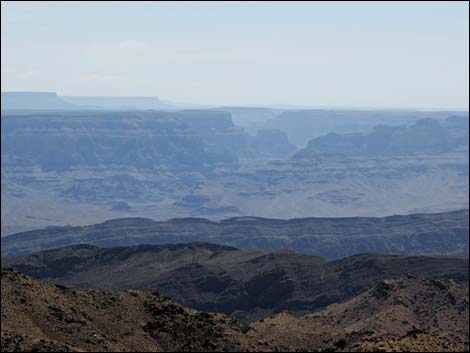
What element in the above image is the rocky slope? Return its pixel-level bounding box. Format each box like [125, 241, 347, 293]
[253, 277, 469, 352]
[3, 242, 468, 322]
[2, 269, 468, 352]
[1, 268, 275, 352]
[2, 209, 468, 259]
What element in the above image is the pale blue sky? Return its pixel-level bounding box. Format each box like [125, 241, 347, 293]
[1, 1, 469, 109]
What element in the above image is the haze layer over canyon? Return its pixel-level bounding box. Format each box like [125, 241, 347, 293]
[1, 92, 468, 235]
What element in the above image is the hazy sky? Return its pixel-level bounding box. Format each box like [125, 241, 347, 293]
[1, 1, 469, 109]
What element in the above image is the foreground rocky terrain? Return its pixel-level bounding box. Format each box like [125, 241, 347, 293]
[2, 209, 468, 259]
[0, 268, 274, 352]
[3, 242, 468, 322]
[253, 277, 469, 352]
[2, 269, 468, 352]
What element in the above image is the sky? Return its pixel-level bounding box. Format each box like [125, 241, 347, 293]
[1, 1, 469, 109]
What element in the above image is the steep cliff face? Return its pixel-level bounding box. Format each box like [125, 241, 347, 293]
[249, 129, 296, 158]
[1, 111, 215, 171]
[174, 110, 250, 161]
[1, 110, 296, 173]
[174, 111, 296, 159]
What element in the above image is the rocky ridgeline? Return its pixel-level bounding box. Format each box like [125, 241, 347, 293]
[2, 210, 468, 259]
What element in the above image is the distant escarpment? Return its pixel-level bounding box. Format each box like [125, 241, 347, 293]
[294, 117, 469, 158]
[2, 209, 468, 259]
[262, 109, 468, 147]
[1, 111, 215, 171]
[2, 242, 468, 322]
[1, 110, 295, 173]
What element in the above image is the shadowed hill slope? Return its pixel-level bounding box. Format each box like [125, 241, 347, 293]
[3, 242, 468, 322]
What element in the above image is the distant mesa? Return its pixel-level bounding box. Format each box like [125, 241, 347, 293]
[1, 91, 163, 111]
[61, 95, 162, 110]
[1, 92, 79, 110]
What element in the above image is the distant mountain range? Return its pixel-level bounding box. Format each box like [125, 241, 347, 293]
[2, 210, 468, 259]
